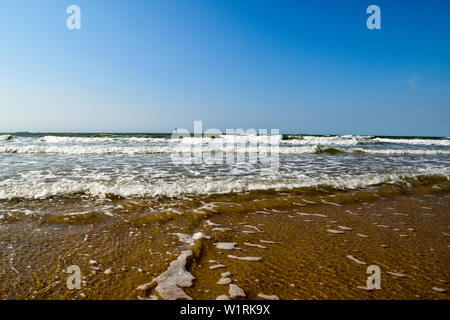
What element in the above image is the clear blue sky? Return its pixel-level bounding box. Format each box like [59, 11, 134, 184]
[0, 0, 449, 136]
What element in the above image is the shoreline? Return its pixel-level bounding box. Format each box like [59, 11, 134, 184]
[0, 182, 448, 299]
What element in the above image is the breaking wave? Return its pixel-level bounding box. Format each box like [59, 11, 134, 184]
[0, 170, 448, 200]
[283, 135, 450, 146]
[0, 144, 449, 155]
[39, 135, 168, 144]
[0, 135, 13, 141]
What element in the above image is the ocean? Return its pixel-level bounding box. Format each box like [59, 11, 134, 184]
[0, 133, 449, 299]
[0, 133, 449, 200]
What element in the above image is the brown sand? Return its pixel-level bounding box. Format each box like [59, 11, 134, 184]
[0, 182, 448, 300]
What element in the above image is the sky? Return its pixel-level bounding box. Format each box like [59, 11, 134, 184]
[0, 0, 449, 136]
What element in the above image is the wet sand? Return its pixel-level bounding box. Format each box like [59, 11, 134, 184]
[0, 182, 449, 300]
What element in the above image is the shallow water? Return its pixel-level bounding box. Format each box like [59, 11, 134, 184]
[0, 133, 449, 299]
[0, 133, 449, 200]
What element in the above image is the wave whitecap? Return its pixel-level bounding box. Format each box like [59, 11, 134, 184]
[0, 170, 448, 200]
[0, 144, 449, 156]
[40, 135, 167, 144]
[0, 135, 13, 141]
[283, 135, 450, 147]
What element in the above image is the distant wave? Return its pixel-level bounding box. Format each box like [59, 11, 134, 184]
[0, 144, 449, 155]
[40, 135, 168, 144]
[343, 147, 450, 156]
[284, 135, 450, 147]
[283, 135, 366, 146]
[0, 170, 447, 200]
[369, 137, 450, 146]
[312, 146, 450, 156]
[2, 134, 448, 147]
[0, 135, 13, 141]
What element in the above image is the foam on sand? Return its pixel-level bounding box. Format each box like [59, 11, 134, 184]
[205, 220, 220, 226]
[393, 212, 409, 217]
[217, 277, 232, 285]
[386, 271, 406, 278]
[257, 293, 280, 300]
[137, 250, 195, 300]
[229, 284, 246, 299]
[293, 202, 306, 207]
[170, 232, 209, 245]
[357, 234, 369, 238]
[260, 240, 276, 244]
[297, 212, 327, 218]
[227, 255, 262, 261]
[212, 227, 232, 232]
[137, 232, 208, 300]
[346, 255, 366, 265]
[215, 242, 239, 250]
[321, 200, 342, 207]
[327, 229, 345, 234]
[244, 242, 267, 249]
[209, 264, 226, 270]
[244, 225, 262, 232]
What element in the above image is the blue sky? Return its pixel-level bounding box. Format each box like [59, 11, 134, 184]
[0, 0, 449, 136]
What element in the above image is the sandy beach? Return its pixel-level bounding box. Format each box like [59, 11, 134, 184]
[1, 176, 448, 299]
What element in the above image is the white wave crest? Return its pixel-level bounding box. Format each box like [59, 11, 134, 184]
[0, 144, 309, 155]
[0, 144, 449, 155]
[40, 136, 167, 144]
[284, 135, 450, 146]
[283, 135, 366, 146]
[178, 135, 282, 145]
[371, 138, 450, 146]
[346, 148, 450, 155]
[0, 170, 448, 200]
[0, 135, 13, 141]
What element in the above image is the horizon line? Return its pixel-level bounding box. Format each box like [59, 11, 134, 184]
[1, 131, 448, 139]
